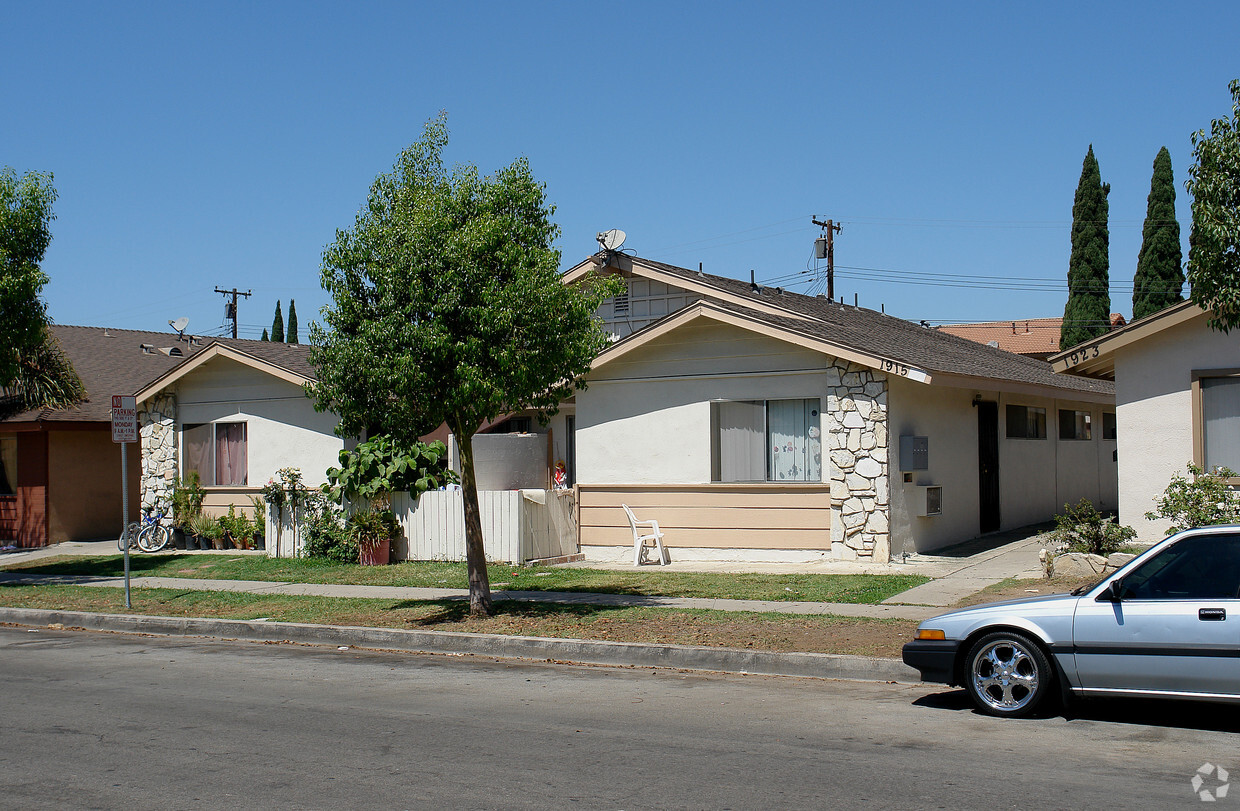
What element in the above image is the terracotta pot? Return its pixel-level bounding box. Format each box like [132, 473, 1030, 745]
[359, 537, 391, 566]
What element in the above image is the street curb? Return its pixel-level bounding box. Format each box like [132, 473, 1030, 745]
[0, 607, 923, 684]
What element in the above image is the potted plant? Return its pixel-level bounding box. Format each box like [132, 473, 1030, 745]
[219, 506, 256, 549]
[347, 509, 399, 566]
[326, 435, 453, 565]
[201, 516, 225, 550]
[188, 513, 216, 551]
[170, 472, 205, 551]
[249, 496, 267, 550]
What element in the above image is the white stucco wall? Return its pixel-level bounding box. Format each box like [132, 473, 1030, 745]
[577, 322, 829, 484]
[175, 357, 344, 487]
[886, 377, 1117, 555]
[1113, 313, 1239, 541]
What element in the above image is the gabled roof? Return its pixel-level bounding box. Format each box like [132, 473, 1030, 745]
[135, 338, 314, 403]
[2, 325, 209, 424]
[1049, 300, 1204, 380]
[577, 253, 1114, 400]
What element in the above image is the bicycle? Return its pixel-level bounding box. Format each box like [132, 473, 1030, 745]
[119, 510, 172, 553]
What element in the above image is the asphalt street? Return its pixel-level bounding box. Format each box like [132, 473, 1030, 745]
[1, 627, 1236, 809]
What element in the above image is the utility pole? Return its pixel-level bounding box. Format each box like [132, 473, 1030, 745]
[812, 217, 842, 301]
[215, 287, 252, 339]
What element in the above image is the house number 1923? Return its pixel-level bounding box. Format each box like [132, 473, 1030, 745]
[1065, 345, 1100, 366]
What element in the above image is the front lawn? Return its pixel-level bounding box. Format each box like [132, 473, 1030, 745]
[0, 583, 918, 658]
[2, 554, 928, 604]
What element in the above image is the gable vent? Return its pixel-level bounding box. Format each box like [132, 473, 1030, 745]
[613, 292, 630, 316]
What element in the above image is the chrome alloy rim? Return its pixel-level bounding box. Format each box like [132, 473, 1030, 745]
[971, 639, 1039, 712]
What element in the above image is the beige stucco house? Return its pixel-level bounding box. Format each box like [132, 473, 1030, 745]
[565, 253, 1118, 563]
[1050, 301, 1238, 541]
[134, 339, 345, 523]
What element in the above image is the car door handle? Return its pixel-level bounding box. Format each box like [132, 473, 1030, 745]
[1199, 608, 1227, 621]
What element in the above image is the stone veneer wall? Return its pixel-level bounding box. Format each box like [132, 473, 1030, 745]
[139, 392, 177, 522]
[825, 362, 890, 561]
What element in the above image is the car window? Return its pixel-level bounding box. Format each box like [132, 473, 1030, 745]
[1121, 534, 1240, 600]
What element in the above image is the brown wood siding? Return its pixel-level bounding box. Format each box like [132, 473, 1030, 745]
[16, 432, 49, 547]
[0, 496, 16, 541]
[577, 483, 831, 550]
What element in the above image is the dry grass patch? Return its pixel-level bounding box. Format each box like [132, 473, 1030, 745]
[0, 584, 916, 658]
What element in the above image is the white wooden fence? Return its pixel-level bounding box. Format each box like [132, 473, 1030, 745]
[266, 488, 578, 564]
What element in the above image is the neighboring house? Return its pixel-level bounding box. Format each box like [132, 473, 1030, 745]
[939, 314, 1126, 360]
[562, 253, 1118, 563]
[0, 326, 204, 547]
[1049, 300, 1236, 541]
[133, 338, 343, 523]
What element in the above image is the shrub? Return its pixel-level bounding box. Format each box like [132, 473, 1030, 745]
[300, 486, 355, 563]
[1145, 463, 1240, 535]
[1051, 498, 1136, 556]
[170, 472, 205, 529]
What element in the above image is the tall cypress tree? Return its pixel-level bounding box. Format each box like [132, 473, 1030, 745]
[287, 299, 299, 344]
[271, 300, 285, 343]
[1132, 147, 1184, 320]
[1061, 145, 1112, 349]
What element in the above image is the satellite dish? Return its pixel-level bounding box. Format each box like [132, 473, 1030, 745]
[596, 229, 626, 252]
[169, 317, 190, 338]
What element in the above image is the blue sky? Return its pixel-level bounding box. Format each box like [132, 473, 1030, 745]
[5, 2, 1239, 339]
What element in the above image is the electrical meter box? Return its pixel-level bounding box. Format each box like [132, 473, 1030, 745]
[899, 436, 929, 471]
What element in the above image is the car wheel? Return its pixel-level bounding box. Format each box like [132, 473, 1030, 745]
[964, 631, 1055, 718]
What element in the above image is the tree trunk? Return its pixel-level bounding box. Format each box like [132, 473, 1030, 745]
[450, 418, 493, 616]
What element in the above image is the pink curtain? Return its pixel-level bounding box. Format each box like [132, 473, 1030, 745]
[214, 423, 247, 486]
[183, 424, 214, 485]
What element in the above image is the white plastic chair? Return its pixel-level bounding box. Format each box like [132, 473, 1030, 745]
[622, 503, 669, 566]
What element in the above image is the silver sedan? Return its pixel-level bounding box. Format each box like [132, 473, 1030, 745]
[902, 524, 1240, 717]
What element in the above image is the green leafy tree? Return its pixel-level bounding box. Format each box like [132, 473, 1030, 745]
[287, 299, 298, 344]
[0, 167, 82, 417]
[271, 300, 284, 342]
[310, 113, 620, 614]
[1061, 146, 1112, 349]
[1186, 79, 1240, 333]
[1132, 147, 1184, 320]
[261, 328, 269, 341]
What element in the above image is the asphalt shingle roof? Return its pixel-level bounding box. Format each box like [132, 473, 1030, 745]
[3, 327, 315, 424]
[620, 255, 1114, 397]
[4, 326, 205, 423]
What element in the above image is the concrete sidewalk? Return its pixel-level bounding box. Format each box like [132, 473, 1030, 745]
[0, 528, 1057, 684]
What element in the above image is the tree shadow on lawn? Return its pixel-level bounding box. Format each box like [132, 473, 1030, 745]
[397, 599, 634, 626]
[1, 556, 180, 577]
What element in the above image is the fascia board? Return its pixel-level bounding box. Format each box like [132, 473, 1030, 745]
[928, 371, 1115, 405]
[1050, 301, 1203, 376]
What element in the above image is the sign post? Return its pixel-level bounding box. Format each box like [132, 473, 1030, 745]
[111, 396, 137, 608]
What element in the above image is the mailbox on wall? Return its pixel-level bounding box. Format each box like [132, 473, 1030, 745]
[899, 435, 929, 471]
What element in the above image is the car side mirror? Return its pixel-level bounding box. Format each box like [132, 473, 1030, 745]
[1100, 578, 1124, 602]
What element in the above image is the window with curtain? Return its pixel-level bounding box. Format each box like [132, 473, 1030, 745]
[0, 436, 16, 495]
[1058, 409, 1092, 440]
[1005, 405, 1046, 439]
[711, 399, 821, 483]
[183, 422, 247, 486]
[1201, 377, 1240, 472]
